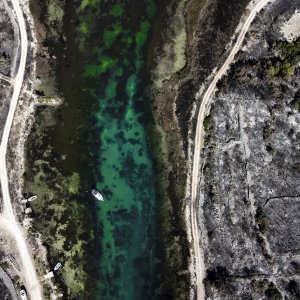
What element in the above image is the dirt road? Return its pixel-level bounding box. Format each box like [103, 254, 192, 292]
[187, 0, 275, 299]
[0, 0, 43, 298]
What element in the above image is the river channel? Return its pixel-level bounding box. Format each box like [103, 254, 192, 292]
[54, 0, 163, 298]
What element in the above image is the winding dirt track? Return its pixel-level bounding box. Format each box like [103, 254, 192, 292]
[0, 0, 43, 299]
[188, 0, 274, 299]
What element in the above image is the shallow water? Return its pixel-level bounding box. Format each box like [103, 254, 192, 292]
[72, 1, 160, 298]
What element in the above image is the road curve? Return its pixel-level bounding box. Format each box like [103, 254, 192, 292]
[188, 0, 274, 299]
[0, 0, 43, 299]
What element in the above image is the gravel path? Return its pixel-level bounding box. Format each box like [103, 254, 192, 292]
[0, 0, 43, 299]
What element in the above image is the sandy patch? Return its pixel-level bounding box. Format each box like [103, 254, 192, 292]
[280, 9, 300, 42]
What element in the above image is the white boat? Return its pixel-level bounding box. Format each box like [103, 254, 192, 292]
[54, 262, 62, 271]
[20, 289, 27, 300]
[91, 188, 104, 201]
[27, 195, 37, 202]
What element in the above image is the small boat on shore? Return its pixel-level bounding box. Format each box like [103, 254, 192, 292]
[54, 262, 62, 271]
[27, 195, 37, 202]
[20, 288, 27, 300]
[91, 188, 104, 201]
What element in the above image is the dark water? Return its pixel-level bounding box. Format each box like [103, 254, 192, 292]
[52, 0, 166, 299]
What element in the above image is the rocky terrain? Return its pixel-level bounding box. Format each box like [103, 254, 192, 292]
[0, 1, 19, 298]
[0, 0, 18, 77]
[200, 0, 300, 298]
[0, 0, 18, 142]
[0, 266, 18, 299]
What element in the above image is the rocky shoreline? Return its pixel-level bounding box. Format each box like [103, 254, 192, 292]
[151, 0, 254, 297]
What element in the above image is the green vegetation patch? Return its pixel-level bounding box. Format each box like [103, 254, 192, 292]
[204, 114, 212, 130]
[279, 40, 300, 60]
[290, 90, 300, 111]
[265, 60, 295, 77]
[264, 39, 300, 77]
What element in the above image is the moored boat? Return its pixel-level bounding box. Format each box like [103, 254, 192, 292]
[91, 188, 104, 201]
[20, 288, 27, 300]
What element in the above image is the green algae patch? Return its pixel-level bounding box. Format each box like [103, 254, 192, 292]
[69, 172, 80, 194]
[24, 108, 98, 298]
[85, 63, 100, 76]
[79, 15, 93, 35]
[79, 0, 101, 11]
[115, 67, 123, 77]
[136, 21, 151, 46]
[110, 4, 123, 17]
[80, 22, 89, 35]
[63, 260, 85, 294]
[123, 35, 133, 45]
[75, 1, 162, 296]
[99, 57, 117, 70]
[84, 58, 117, 77]
[126, 75, 137, 98]
[105, 79, 118, 99]
[146, 1, 157, 17]
[103, 24, 123, 47]
[26, 163, 94, 296]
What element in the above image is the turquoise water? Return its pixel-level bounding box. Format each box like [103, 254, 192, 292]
[76, 1, 160, 298]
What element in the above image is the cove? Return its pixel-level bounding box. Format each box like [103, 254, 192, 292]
[71, 0, 161, 298]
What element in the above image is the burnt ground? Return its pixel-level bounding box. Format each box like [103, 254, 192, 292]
[0, 266, 18, 300]
[0, 280, 13, 300]
[0, 0, 17, 77]
[0, 0, 17, 143]
[0, 80, 12, 142]
[200, 0, 300, 298]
